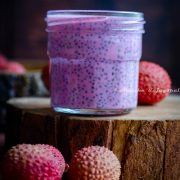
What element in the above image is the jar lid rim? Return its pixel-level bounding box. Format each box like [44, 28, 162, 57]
[47, 10, 144, 18]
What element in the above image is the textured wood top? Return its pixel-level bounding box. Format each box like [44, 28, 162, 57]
[117, 95, 180, 121]
[7, 95, 180, 121]
[7, 97, 50, 109]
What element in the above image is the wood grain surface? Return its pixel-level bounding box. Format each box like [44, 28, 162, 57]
[5, 95, 180, 180]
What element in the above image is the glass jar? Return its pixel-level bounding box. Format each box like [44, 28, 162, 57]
[45, 10, 145, 115]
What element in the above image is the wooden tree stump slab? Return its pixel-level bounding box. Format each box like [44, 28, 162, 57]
[5, 96, 180, 180]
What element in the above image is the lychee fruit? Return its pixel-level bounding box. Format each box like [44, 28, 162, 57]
[1, 144, 66, 180]
[6, 61, 26, 74]
[41, 64, 50, 90]
[68, 146, 121, 180]
[138, 61, 171, 104]
[0, 54, 8, 70]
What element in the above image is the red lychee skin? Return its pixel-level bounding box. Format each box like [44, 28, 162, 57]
[0, 54, 8, 70]
[6, 61, 26, 74]
[69, 146, 121, 180]
[41, 64, 50, 90]
[138, 61, 171, 105]
[1, 144, 66, 180]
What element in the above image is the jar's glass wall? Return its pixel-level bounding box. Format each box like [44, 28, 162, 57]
[46, 11, 145, 115]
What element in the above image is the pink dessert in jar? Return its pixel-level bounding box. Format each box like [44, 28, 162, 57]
[45, 10, 145, 115]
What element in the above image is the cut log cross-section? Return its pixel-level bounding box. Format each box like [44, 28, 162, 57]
[5, 96, 180, 180]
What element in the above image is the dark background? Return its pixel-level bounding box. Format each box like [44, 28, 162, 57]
[0, 0, 180, 87]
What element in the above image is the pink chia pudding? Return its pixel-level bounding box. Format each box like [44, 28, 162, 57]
[46, 10, 145, 115]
